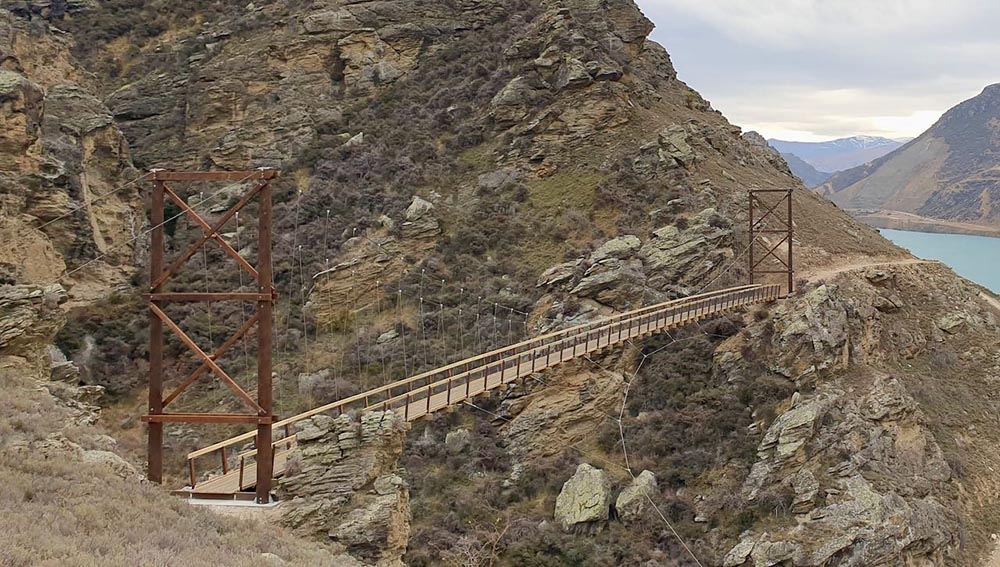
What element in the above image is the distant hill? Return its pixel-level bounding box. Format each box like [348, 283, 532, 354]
[769, 136, 904, 172]
[818, 84, 1000, 227]
[780, 151, 832, 187]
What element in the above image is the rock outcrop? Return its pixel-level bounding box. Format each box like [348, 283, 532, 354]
[707, 262, 990, 565]
[615, 470, 657, 522]
[400, 196, 440, 240]
[0, 284, 66, 355]
[501, 366, 625, 459]
[0, 12, 140, 302]
[279, 411, 410, 567]
[537, 207, 735, 311]
[554, 463, 612, 532]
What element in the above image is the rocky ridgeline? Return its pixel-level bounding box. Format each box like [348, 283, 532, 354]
[279, 411, 410, 567]
[704, 262, 1000, 565]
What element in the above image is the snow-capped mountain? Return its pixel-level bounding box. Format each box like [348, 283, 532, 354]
[768, 136, 904, 172]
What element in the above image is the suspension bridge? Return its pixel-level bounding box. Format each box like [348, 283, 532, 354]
[83, 169, 794, 503]
[178, 283, 780, 500]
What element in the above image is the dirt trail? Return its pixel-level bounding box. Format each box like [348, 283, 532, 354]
[802, 257, 1000, 314]
[802, 257, 936, 283]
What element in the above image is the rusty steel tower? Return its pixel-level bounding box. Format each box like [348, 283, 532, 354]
[142, 169, 279, 504]
[748, 188, 794, 297]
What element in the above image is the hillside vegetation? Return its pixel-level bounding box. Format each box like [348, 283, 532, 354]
[6, 1, 1000, 566]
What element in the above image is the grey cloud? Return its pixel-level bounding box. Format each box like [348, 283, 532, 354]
[636, 0, 1000, 139]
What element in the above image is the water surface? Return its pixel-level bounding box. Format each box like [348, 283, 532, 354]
[879, 228, 1000, 293]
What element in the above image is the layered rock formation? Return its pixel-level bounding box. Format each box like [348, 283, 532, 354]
[0, 12, 141, 303]
[279, 411, 410, 567]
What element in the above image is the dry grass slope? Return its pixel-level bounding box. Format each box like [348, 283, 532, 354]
[0, 358, 338, 567]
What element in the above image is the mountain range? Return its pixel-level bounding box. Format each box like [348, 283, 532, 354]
[778, 151, 832, 187]
[770, 135, 905, 173]
[818, 84, 1000, 232]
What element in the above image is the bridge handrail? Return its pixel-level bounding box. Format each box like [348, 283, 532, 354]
[367, 284, 779, 417]
[187, 284, 772, 461]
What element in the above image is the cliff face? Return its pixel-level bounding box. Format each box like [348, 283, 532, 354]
[6, 1, 1000, 566]
[0, 12, 141, 304]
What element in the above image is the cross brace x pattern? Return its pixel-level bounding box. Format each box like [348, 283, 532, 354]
[144, 170, 277, 419]
[748, 188, 794, 295]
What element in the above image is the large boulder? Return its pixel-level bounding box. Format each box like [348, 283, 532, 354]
[615, 470, 657, 522]
[401, 196, 440, 239]
[554, 463, 612, 532]
[444, 428, 471, 455]
[589, 234, 641, 263]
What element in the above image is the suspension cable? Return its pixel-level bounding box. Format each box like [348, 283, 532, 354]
[35, 171, 152, 232]
[54, 171, 259, 285]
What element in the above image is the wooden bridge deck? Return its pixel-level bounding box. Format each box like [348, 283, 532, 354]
[174, 284, 781, 499]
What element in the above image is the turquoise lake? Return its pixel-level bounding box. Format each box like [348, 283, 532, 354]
[879, 228, 1000, 293]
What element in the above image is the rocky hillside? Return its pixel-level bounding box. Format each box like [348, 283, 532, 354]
[780, 152, 832, 188]
[818, 85, 1000, 228]
[0, 10, 142, 304]
[7, 1, 1000, 566]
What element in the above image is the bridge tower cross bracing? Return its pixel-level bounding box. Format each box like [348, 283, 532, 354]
[142, 169, 279, 504]
[748, 188, 795, 297]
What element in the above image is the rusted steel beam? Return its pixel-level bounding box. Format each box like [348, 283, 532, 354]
[787, 188, 795, 295]
[151, 170, 278, 181]
[145, 292, 273, 302]
[749, 189, 794, 295]
[148, 180, 166, 484]
[162, 184, 263, 285]
[750, 192, 790, 229]
[255, 180, 275, 505]
[150, 304, 265, 415]
[162, 310, 262, 408]
[748, 191, 755, 285]
[754, 270, 798, 274]
[141, 413, 276, 424]
[751, 236, 790, 270]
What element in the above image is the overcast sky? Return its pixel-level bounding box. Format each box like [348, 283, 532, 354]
[635, 0, 1000, 142]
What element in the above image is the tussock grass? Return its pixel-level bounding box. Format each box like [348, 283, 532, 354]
[0, 358, 337, 567]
